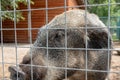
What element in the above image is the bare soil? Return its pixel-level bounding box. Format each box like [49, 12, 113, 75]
[0, 42, 120, 80]
[0, 43, 29, 80]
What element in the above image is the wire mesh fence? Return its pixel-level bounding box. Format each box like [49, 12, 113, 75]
[0, 0, 120, 80]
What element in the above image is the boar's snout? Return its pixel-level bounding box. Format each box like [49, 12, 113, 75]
[9, 66, 26, 80]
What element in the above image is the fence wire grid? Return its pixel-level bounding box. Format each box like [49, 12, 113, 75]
[0, 0, 120, 80]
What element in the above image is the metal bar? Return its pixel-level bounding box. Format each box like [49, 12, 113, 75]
[27, 0, 33, 80]
[0, 0, 5, 80]
[0, 61, 119, 74]
[107, 0, 111, 80]
[13, 0, 19, 80]
[84, 0, 88, 80]
[1, 3, 120, 13]
[1, 26, 120, 31]
[64, 0, 68, 79]
[45, 0, 49, 79]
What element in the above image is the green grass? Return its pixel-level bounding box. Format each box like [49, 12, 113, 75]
[112, 33, 119, 41]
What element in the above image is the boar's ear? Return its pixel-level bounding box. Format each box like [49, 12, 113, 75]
[88, 29, 111, 49]
[9, 66, 26, 80]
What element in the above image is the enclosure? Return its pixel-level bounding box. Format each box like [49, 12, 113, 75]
[0, 0, 120, 80]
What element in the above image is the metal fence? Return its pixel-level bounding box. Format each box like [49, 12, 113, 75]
[0, 0, 120, 80]
[100, 16, 120, 41]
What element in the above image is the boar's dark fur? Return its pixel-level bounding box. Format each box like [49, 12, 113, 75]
[9, 9, 112, 80]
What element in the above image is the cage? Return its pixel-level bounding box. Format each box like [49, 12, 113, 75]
[0, 0, 120, 80]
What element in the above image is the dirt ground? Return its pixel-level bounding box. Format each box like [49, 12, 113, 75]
[0, 42, 120, 80]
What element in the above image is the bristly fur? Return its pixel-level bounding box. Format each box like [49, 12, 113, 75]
[9, 9, 112, 80]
